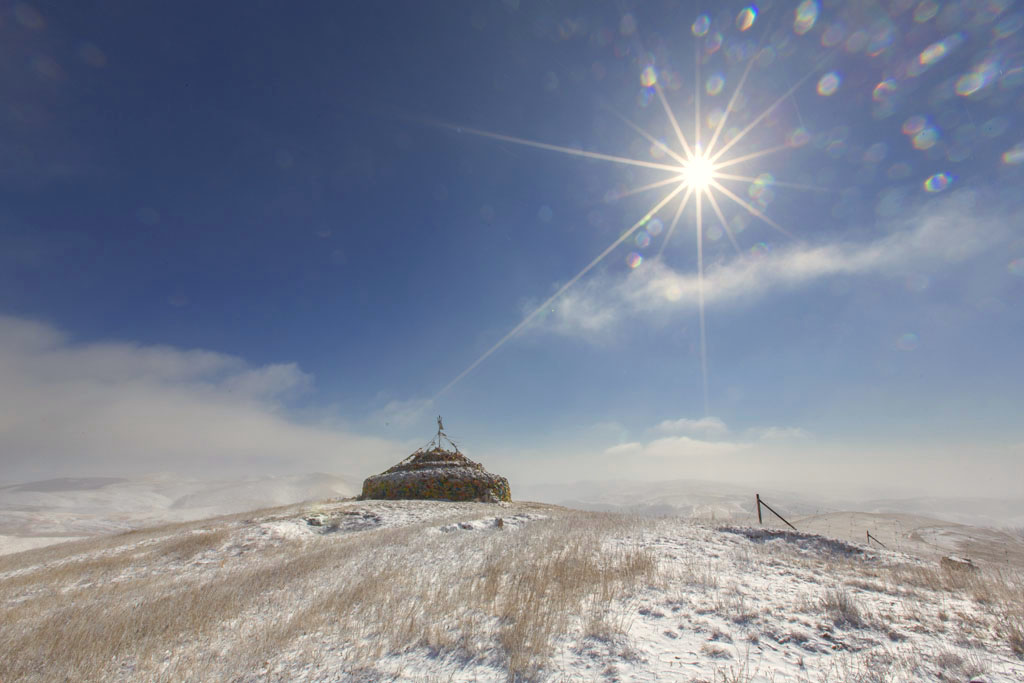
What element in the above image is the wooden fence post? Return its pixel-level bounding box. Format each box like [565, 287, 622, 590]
[757, 495, 797, 531]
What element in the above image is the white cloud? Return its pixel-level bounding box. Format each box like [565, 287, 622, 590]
[604, 442, 643, 456]
[604, 435, 747, 459]
[656, 416, 729, 437]
[537, 194, 1006, 337]
[0, 315, 401, 481]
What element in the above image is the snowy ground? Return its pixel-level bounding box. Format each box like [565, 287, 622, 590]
[1, 498, 1021, 681]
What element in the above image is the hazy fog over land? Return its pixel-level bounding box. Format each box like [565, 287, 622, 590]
[1, 2, 1022, 503]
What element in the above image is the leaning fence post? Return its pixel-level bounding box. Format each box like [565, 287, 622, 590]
[756, 493, 762, 524]
[758, 496, 797, 531]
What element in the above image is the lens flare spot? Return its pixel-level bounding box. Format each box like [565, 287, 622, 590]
[626, 252, 643, 269]
[706, 74, 724, 95]
[619, 13, 637, 36]
[822, 23, 846, 47]
[923, 172, 953, 192]
[635, 231, 651, 248]
[845, 30, 869, 53]
[707, 223, 724, 241]
[640, 65, 657, 87]
[736, 6, 757, 31]
[826, 140, 846, 158]
[787, 126, 811, 147]
[706, 31, 723, 54]
[863, 142, 888, 163]
[866, 29, 895, 57]
[994, 13, 1024, 39]
[1008, 258, 1024, 276]
[912, 127, 938, 150]
[692, 14, 711, 37]
[981, 117, 1008, 138]
[748, 174, 774, 199]
[749, 242, 772, 257]
[902, 115, 927, 136]
[873, 79, 898, 101]
[896, 333, 919, 351]
[956, 73, 984, 96]
[956, 59, 999, 96]
[647, 217, 664, 236]
[1003, 143, 1024, 165]
[914, 0, 940, 23]
[1000, 65, 1024, 89]
[664, 284, 683, 301]
[794, 0, 819, 35]
[817, 72, 840, 96]
[910, 33, 963, 76]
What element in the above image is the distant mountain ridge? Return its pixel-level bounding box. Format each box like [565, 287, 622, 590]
[517, 478, 1024, 529]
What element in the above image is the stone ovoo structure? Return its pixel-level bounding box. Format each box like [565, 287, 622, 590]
[360, 417, 511, 502]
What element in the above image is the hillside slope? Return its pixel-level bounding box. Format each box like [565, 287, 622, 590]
[1, 499, 1022, 681]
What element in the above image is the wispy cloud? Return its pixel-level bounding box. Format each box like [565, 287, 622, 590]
[604, 435, 748, 458]
[369, 397, 434, 429]
[0, 316, 401, 481]
[537, 194, 1006, 337]
[656, 416, 729, 437]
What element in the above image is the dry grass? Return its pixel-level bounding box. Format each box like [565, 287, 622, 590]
[820, 587, 867, 629]
[4, 504, 1023, 681]
[0, 505, 659, 682]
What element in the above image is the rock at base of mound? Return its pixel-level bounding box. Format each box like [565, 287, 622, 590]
[360, 447, 511, 502]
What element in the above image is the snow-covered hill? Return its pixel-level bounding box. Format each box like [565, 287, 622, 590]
[1, 499, 1021, 681]
[0, 473, 356, 554]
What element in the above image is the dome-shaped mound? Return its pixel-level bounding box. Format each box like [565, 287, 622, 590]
[360, 418, 511, 502]
[360, 447, 511, 502]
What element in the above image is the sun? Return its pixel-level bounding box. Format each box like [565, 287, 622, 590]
[433, 14, 826, 407]
[682, 150, 716, 192]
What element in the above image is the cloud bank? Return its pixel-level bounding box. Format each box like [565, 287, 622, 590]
[0, 316, 402, 482]
[539, 193, 1005, 338]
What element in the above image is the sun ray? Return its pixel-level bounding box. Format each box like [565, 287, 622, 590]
[604, 106, 689, 167]
[434, 183, 688, 399]
[713, 172, 829, 192]
[709, 179, 795, 238]
[712, 144, 791, 171]
[710, 69, 819, 164]
[604, 174, 686, 203]
[654, 82, 693, 158]
[695, 190, 710, 417]
[704, 44, 760, 159]
[656, 186, 694, 258]
[705, 189, 742, 255]
[440, 123, 685, 173]
[694, 43, 702, 151]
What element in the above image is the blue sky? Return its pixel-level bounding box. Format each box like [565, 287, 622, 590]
[1, 1, 1022, 495]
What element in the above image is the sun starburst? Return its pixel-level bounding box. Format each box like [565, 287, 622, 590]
[682, 149, 717, 192]
[433, 24, 828, 412]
